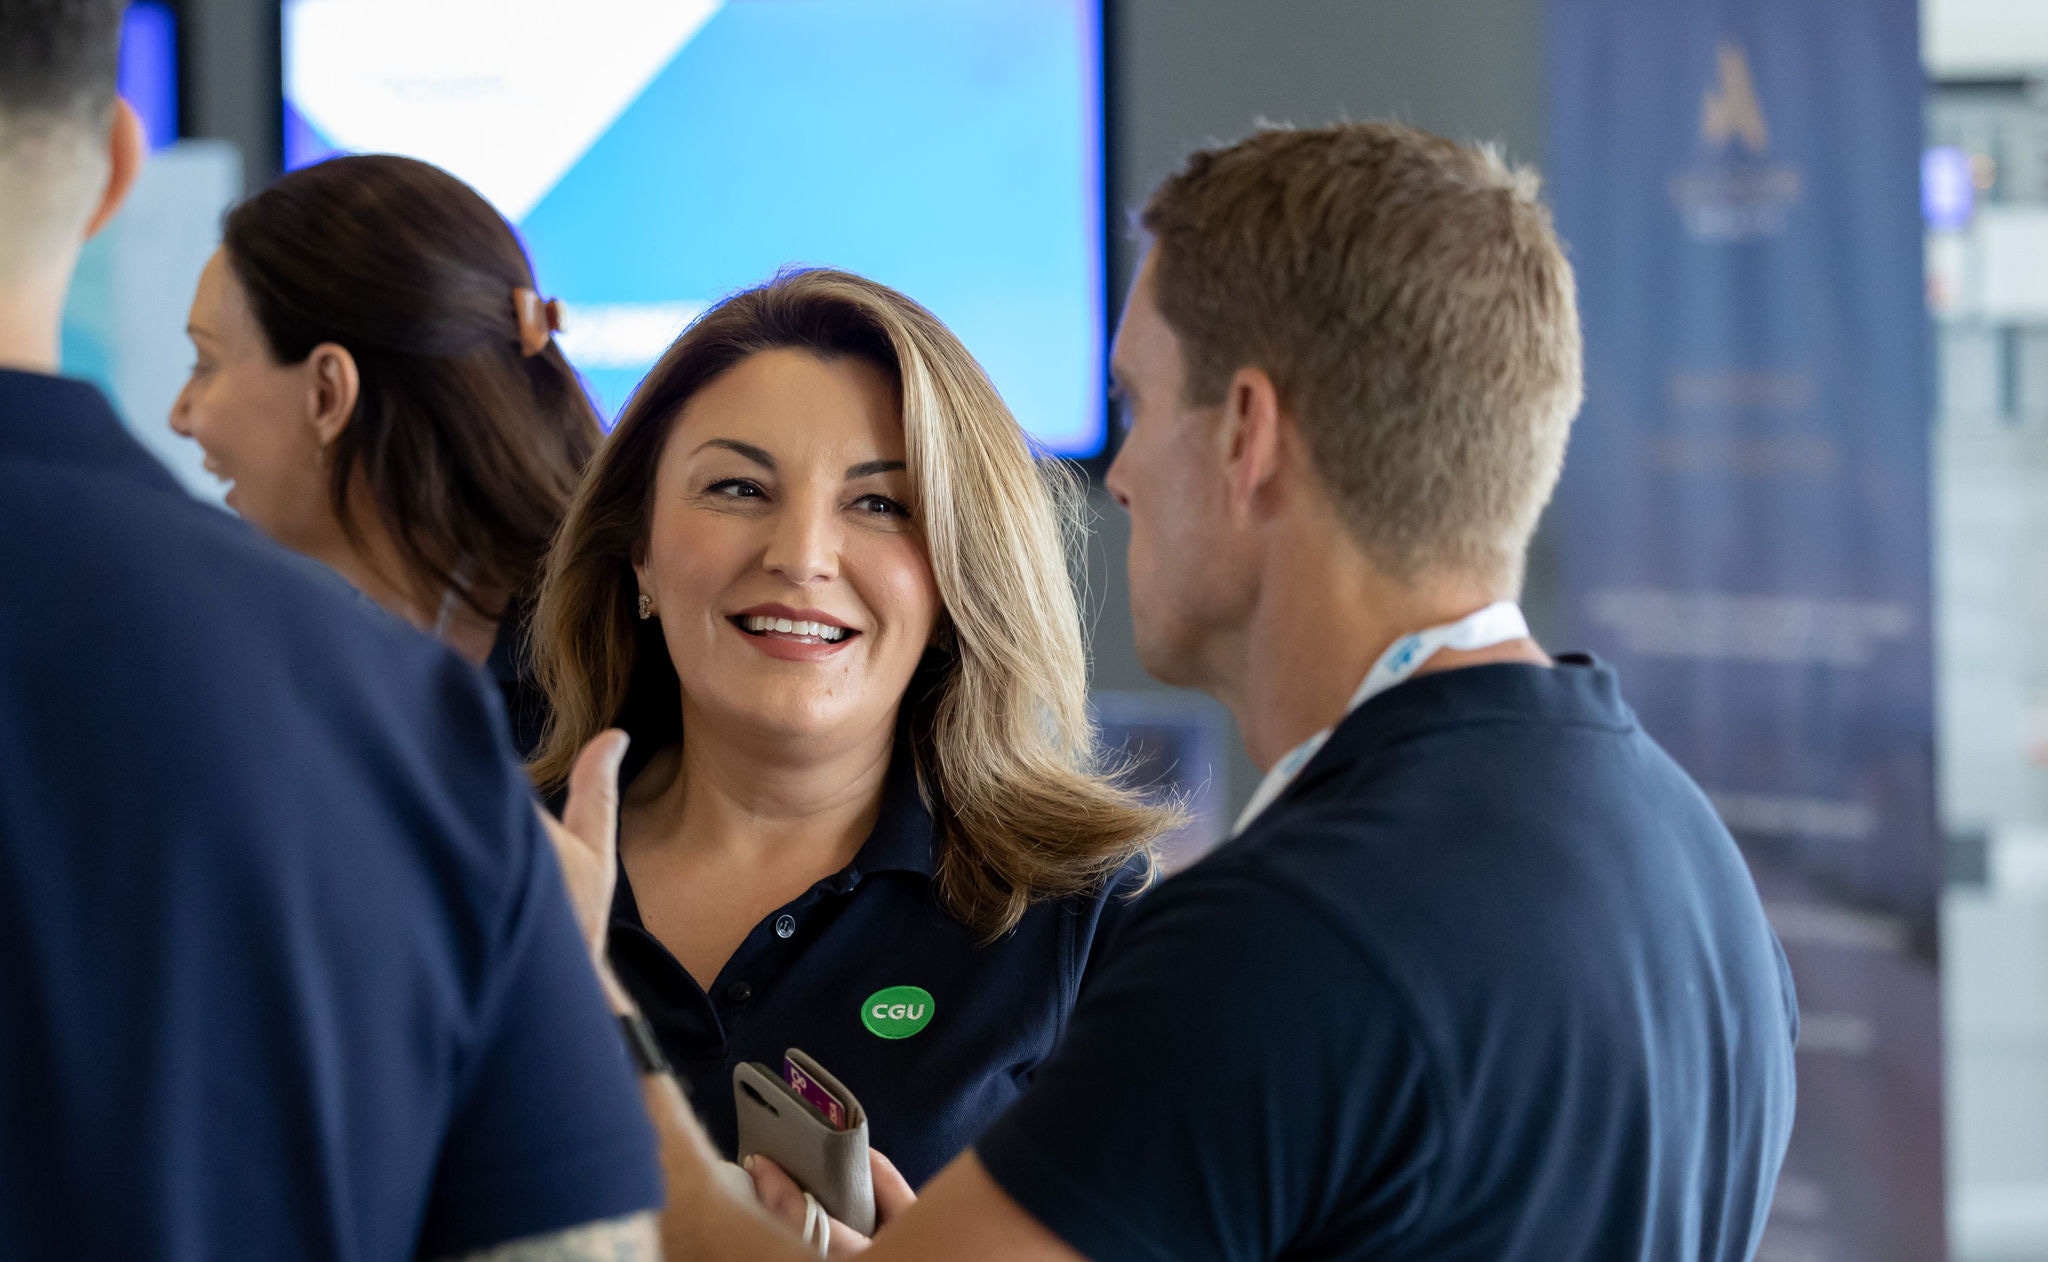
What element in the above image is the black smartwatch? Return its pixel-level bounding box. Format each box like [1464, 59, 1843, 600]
[619, 1012, 672, 1076]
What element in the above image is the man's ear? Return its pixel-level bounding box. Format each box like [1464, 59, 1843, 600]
[1218, 365, 1285, 521]
[83, 99, 146, 241]
[305, 342, 361, 448]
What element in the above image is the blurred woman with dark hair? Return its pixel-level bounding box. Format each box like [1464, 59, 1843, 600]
[170, 153, 595, 755]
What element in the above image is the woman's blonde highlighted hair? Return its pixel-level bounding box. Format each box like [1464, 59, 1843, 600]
[531, 269, 1174, 937]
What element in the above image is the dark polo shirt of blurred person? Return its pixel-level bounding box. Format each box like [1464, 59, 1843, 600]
[0, 368, 662, 1257]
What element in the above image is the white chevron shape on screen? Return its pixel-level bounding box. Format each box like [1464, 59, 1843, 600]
[286, 0, 722, 221]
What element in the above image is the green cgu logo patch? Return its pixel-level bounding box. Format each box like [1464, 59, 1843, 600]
[861, 986, 935, 1039]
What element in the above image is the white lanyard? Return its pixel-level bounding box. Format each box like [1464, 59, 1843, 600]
[1230, 601, 1530, 837]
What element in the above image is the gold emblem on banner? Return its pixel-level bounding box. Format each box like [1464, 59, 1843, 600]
[1668, 38, 1802, 241]
[1701, 42, 1770, 154]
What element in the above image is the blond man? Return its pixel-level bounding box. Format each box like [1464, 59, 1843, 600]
[562, 121, 1799, 1262]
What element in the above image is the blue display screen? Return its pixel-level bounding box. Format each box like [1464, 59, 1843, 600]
[282, 0, 1107, 456]
[120, 0, 178, 151]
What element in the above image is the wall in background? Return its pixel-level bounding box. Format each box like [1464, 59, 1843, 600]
[1926, 0, 2048, 77]
[1106, 0, 1545, 294]
[182, 0, 277, 193]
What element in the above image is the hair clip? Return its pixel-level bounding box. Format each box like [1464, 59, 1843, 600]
[512, 286, 565, 357]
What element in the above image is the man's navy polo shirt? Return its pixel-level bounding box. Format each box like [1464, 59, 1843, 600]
[0, 372, 662, 1259]
[607, 744, 1141, 1187]
[978, 657, 1798, 1261]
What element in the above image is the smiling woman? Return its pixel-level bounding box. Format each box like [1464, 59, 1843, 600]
[529, 268, 1178, 1187]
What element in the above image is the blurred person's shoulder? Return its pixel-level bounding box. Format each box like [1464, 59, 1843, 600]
[2, 371, 406, 656]
[0, 373, 664, 1256]
[0, 371, 529, 879]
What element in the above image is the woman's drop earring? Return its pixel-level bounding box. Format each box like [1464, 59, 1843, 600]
[637, 592, 655, 620]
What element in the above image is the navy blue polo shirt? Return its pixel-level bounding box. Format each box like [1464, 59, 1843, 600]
[0, 371, 662, 1259]
[607, 744, 1142, 1187]
[978, 658, 1798, 1261]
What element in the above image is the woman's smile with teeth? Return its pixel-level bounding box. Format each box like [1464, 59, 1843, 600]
[739, 615, 850, 643]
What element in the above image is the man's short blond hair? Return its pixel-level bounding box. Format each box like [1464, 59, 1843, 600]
[1141, 121, 1583, 594]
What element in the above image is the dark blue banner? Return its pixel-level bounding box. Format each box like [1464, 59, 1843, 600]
[1546, 3, 1941, 1258]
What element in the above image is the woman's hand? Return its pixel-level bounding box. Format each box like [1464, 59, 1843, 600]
[536, 729, 631, 966]
[743, 1149, 918, 1257]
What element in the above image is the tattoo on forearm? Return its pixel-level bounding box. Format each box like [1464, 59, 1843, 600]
[431, 1212, 661, 1262]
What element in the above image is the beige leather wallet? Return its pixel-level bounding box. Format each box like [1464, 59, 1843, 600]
[733, 1049, 876, 1235]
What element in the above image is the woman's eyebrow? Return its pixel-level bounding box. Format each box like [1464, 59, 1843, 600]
[692, 438, 776, 470]
[845, 459, 907, 479]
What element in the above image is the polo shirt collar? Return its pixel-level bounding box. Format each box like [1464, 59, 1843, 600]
[844, 748, 939, 879]
[0, 369, 181, 495]
[1281, 655, 1635, 808]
